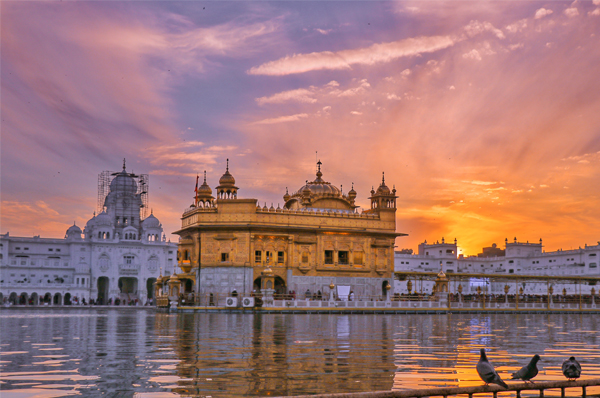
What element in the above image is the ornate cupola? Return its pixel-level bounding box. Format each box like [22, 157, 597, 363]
[195, 171, 214, 208]
[347, 182, 357, 207]
[368, 172, 397, 212]
[283, 187, 290, 202]
[216, 159, 239, 200]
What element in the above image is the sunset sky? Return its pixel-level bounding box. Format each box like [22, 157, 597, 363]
[2, 1, 600, 255]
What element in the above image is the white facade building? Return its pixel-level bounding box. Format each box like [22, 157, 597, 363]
[0, 164, 177, 306]
[395, 238, 600, 296]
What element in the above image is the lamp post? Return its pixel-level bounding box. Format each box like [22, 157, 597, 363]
[385, 283, 391, 303]
[504, 284, 510, 304]
[329, 281, 335, 302]
[457, 283, 463, 303]
[548, 285, 554, 309]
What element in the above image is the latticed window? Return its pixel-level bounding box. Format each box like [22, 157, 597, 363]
[124, 255, 134, 265]
[338, 251, 349, 265]
[277, 251, 284, 264]
[324, 250, 334, 264]
[255, 251, 261, 264]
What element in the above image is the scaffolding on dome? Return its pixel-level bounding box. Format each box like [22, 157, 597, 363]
[97, 170, 149, 219]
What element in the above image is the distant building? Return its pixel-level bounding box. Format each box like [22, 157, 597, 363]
[0, 162, 177, 305]
[395, 237, 600, 295]
[163, 160, 405, 303]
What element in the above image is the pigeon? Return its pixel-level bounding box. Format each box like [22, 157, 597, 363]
[511, 354, 540, 383]
[562, 357, 581, 380]
[477, 348, 509, 389]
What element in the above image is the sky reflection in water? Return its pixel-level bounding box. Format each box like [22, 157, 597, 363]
[0, 309, 598, 397]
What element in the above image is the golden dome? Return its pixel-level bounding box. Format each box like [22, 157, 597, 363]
[218, 159, 236, 186]
[285, 160, 356, 211]
[376, 172, 391, 195]
[197, 171, 212, 195]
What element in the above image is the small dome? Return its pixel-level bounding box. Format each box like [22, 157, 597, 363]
[95, 211, 112, 226]
[142, 213, 160, 228]
[218, 159, 236, 186]
[85, 214, 97, 229]
[375, 172, 391, 195]
[197, 171, 212, 195]
[66, 223, 82, 234]
[198, 180, 212, 195]
[348, 183, 357, 198]
[376, 183, 390, 195]
[283, 187, 290, 202]
[66, 223, 82, 239]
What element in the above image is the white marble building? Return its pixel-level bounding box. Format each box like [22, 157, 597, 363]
[0, 163, 177, 305]
[394, 238, 600, 296]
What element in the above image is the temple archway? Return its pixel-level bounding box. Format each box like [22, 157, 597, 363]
[19, 292, 28, 305]
[146, 278, 156, 299]
[97, 277, 109, 304]
[64, 293, 72, 305]
[118, 277, 138, 294]
[53, 293, 62, 305]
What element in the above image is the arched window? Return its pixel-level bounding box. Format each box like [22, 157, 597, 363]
[107, 232, 110, 239]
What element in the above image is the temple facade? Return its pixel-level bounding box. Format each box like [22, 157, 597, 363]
[170, 160, 405, 302]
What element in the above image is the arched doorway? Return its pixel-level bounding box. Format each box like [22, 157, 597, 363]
[184, 278, 194, 293]
[43, 293, 52, 304]
[30, 292, 39, 305]
[118, 277, 138, 294]
[274, 276, 286, 298]
[64, 293, 72, 305]
[146, 278, 156, 300]
[19, 292, 28, 305]
[9, 292, 17, 305]
[53, 293, 62, 305]
[97, 277, 109, 304]
[0, 292, 3, 304]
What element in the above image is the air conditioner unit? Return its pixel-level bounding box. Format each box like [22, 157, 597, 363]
[242, 297, 254, 307]
[225, 297, 238, 307]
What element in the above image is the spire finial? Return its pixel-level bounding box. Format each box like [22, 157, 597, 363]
[226, 158, 229, 172]
[151, 208, 153, 215]
[286, 187, 289, 194]
[352, 182, 354, 189]
[382, 171, 385, 184]
[123, 158, 126, 170]
[203, 170, 207, 183]
[317, 159, 322, 172]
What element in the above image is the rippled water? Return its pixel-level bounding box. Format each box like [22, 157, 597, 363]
[0, 309, 599, 397]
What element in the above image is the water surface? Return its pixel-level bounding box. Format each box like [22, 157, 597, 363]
[0, 309, 599, 397]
